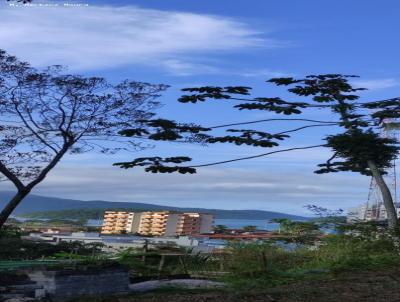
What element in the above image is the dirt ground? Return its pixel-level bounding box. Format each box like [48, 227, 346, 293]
[90, 269, 400, 302]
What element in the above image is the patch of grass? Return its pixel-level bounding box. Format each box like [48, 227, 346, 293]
[222, 235, 400, 291]
[302, 235, 400, 272]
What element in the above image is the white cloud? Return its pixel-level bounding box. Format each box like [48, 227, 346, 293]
[353, 78, 399, 90]
[160, 62, 291, 77]
[0, 4, 275, 73]
[4, 161, 367, 215]
[240, 69, 291, 78]
[161, 59, 221, 76]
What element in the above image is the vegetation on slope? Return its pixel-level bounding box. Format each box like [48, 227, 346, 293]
[18, 207, 306, 221]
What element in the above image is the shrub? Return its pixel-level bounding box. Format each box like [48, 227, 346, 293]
[227, 242, 311, 277]
[0, 238, 104, 260]
[223, 233, 400, 290]
[308, 235, 400, 271]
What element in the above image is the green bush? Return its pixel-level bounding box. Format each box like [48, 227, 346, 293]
[0, 238, 104, 260]
[0, 225, 22, 238]
[307, 235, 400, 271]
[223, 233, 400, 289]
[227, 242, 311, 277]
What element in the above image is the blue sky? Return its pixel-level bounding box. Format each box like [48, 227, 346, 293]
[1, 0, 400, 215]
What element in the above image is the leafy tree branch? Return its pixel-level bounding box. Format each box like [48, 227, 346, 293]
[117, 74, 400, 230]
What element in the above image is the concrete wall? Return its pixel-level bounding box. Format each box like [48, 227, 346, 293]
[27, 268, 129, 298]
[164, 213, 180, 236]
[129, 212, 143, 233]
[199, 214, 214, 234]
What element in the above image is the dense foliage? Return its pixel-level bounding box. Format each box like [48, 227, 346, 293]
[0, 238, 103, 260]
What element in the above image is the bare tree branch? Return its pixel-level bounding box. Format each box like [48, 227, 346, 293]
[0, 49, 167, 228]
[275, 124, 337, 135]
[188, 144, 326, 168]
[0, 161, 25, 191]
[209, 119, 340, 129]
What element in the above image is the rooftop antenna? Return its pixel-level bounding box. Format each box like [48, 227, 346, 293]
[365, 119, 400, 220]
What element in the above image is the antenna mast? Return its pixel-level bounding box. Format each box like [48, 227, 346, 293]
[365, 120, 400, 220]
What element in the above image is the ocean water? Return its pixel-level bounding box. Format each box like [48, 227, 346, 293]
[15, 216, 280, 231]
[88, 218, 279, 231]
[214, 219, 279, 231]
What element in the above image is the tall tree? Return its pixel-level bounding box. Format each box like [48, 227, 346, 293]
[0, 50, 167, 228]
[242, 225, 257, 232]
[213, 224, 229, 234]
[115, 74, 400, 229]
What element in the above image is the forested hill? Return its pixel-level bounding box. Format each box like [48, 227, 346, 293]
[0, 191, 306, 220]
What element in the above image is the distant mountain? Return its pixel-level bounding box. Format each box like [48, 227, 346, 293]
[0, 191, 306, 220]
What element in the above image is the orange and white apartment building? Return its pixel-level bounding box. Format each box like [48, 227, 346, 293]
[101, 211, 214, 236]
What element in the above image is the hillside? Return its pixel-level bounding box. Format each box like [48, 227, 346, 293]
[0, 191, 306, 220]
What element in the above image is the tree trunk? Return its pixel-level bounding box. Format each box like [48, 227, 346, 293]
[0, 143, 71, 230]
[0, 189, 31, 229]
[367, 160, 399, 229]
